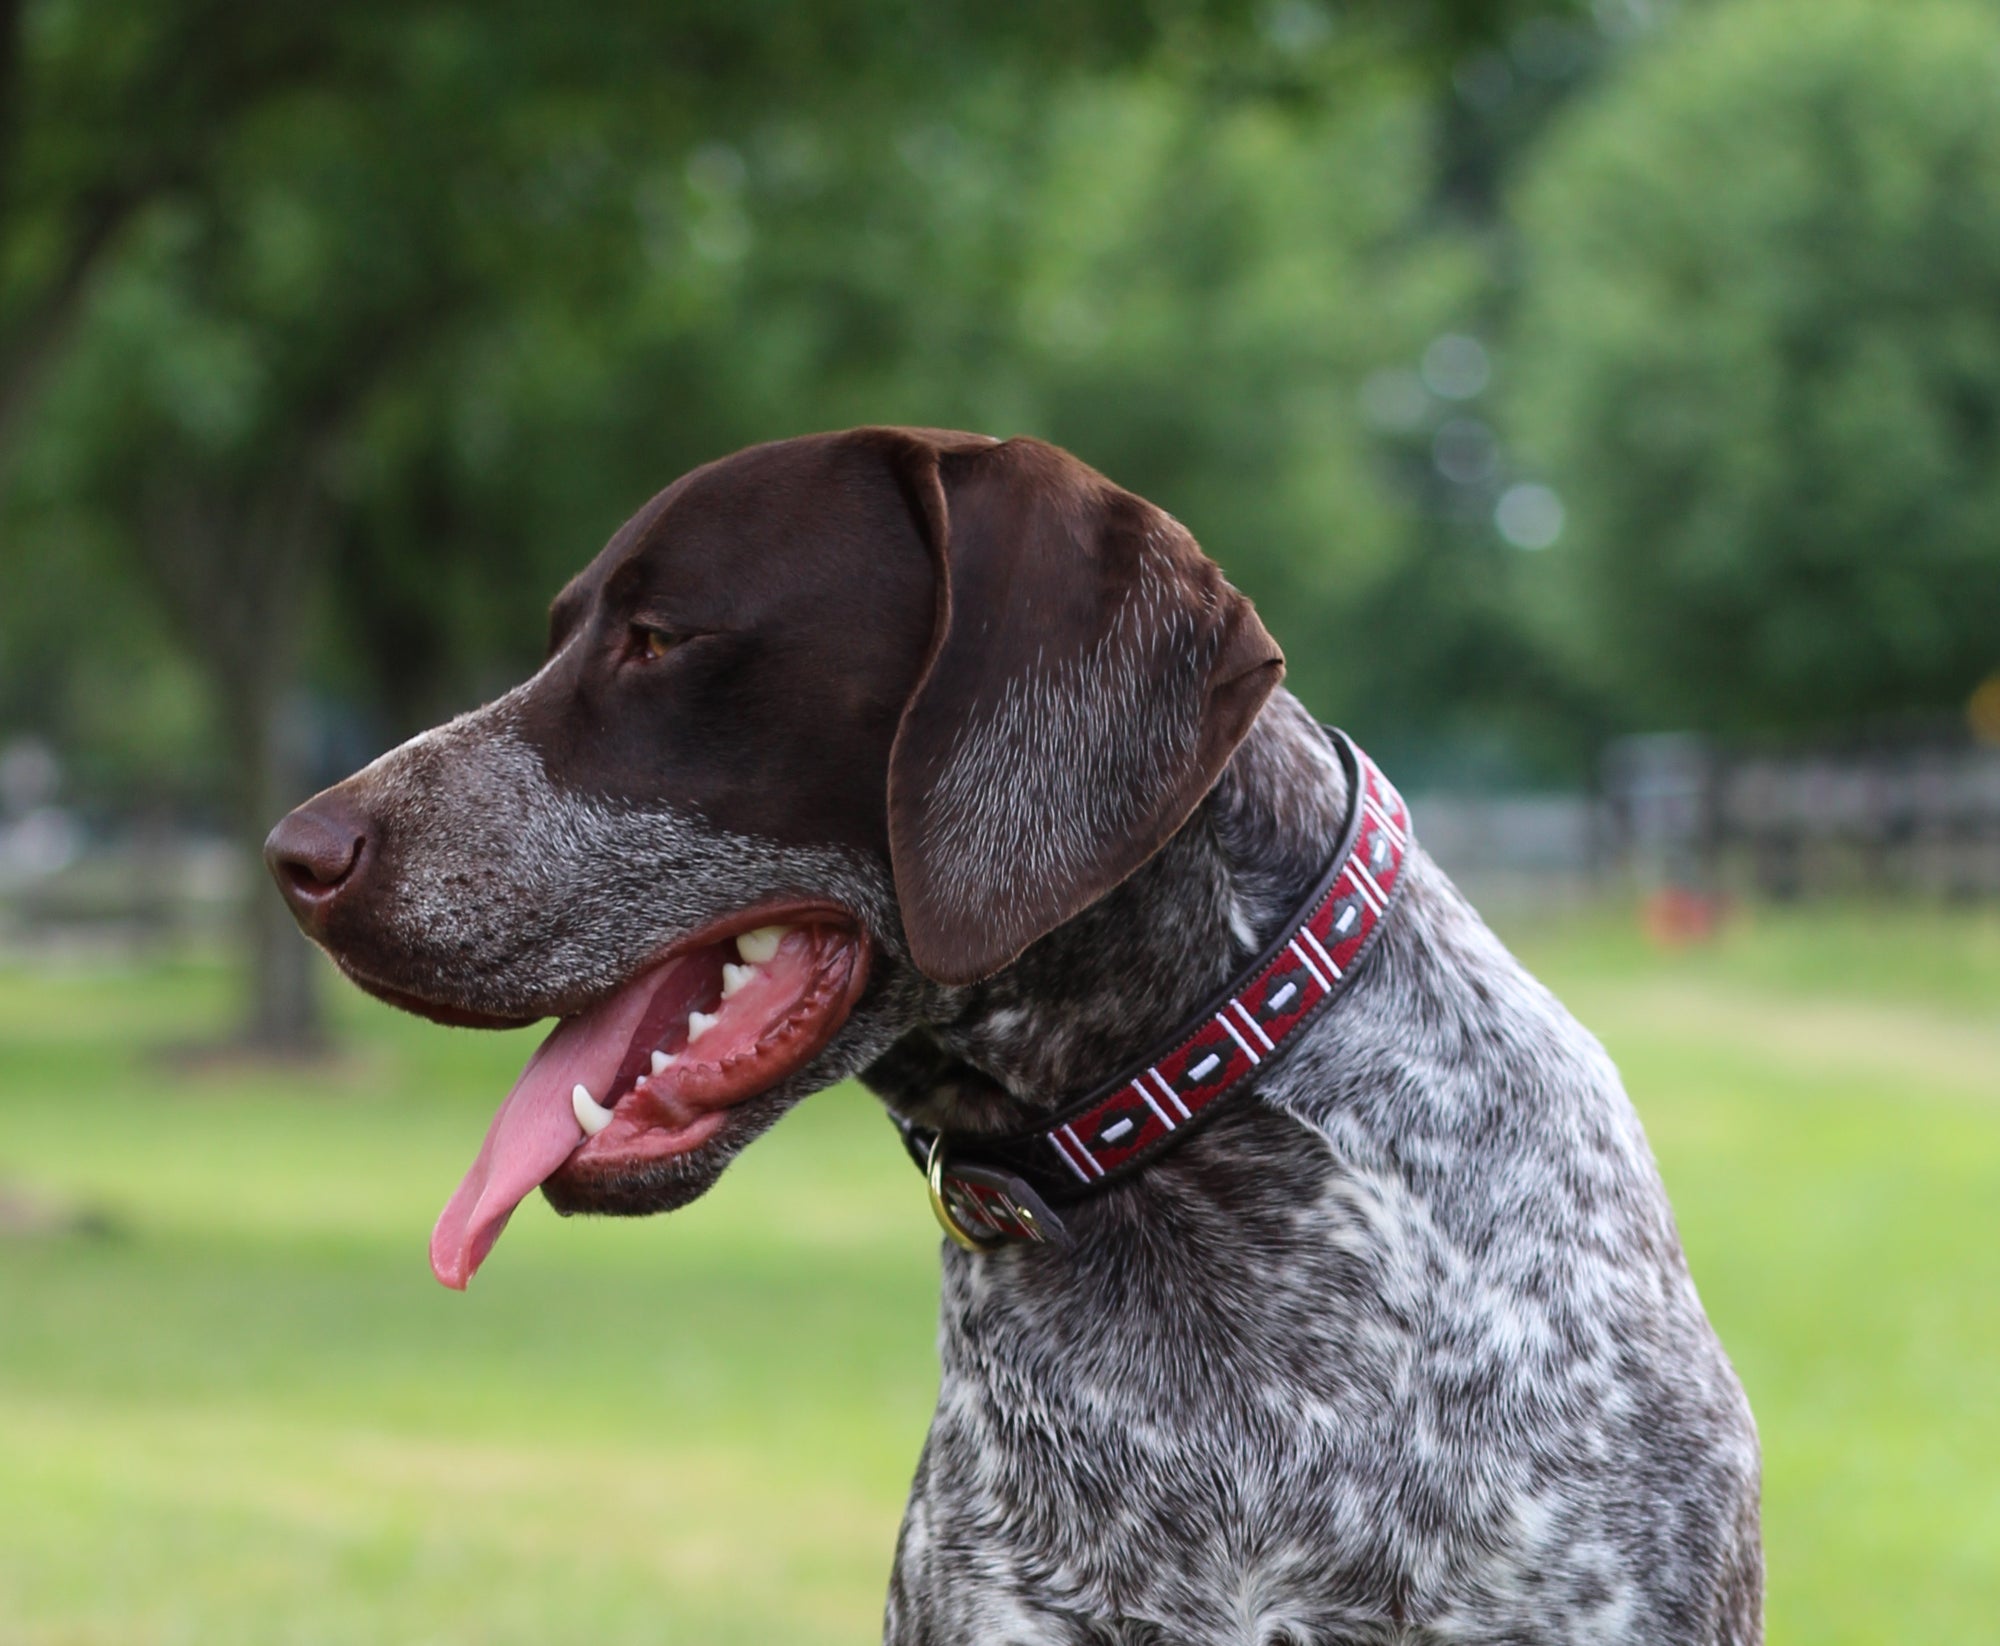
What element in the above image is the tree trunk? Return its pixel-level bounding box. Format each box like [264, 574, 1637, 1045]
[146, 475, 331, 1057]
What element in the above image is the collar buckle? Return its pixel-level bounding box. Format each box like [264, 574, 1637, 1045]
[926, 1133, 1070, 1250]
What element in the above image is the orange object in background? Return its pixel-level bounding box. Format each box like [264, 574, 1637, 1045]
[1970, 673, 2000, 746]
[1641, 886, 1725, 949]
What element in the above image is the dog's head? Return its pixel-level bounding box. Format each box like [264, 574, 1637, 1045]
[266, 427, 1281, 1285]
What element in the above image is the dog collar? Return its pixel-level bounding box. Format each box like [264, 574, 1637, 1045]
[898, 727, 1411, 1249]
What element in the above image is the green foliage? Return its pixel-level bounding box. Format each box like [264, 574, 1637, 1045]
[411, 70, 1461, 718]
[927, 76, 1461, 716]
[1509, 0, 2000, 735]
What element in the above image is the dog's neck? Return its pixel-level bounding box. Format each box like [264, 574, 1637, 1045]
[871, 692, 1352, 1134]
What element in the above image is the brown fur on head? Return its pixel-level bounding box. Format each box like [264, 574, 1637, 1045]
[265, 427, 1279, 1223]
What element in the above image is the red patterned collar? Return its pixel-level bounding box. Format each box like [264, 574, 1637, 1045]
[901, 728, 1412, 1249]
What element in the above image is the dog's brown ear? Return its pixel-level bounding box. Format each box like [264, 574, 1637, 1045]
[875, 430, 1284, 985]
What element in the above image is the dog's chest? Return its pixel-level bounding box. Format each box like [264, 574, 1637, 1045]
[887, 1105, 1712, 1645]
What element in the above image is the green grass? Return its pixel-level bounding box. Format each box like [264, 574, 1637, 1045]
[1, 902, 1996, 1644]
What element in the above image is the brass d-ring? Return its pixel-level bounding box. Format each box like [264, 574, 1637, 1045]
[925, 1134, 985, 1251]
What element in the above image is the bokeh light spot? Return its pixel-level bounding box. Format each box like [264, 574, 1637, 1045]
[1421, 333, 1491, 400]
[1495, 481, 1565, 548]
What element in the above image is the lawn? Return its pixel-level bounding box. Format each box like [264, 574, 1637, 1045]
[0, 902, 1995, 1644]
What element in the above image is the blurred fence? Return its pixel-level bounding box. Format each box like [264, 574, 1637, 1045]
[1412, 733, 2000, 910]
[1604, 733, 2000, 903]
[0, 823, 242, 957]
[1402, 792, 1603, 910]
[0, 737, 238, 955]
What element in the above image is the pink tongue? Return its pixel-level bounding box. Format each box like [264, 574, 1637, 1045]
[428, 975, 662, 1290]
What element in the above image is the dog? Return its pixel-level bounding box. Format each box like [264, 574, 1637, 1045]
[267, 427, 1762, 1644]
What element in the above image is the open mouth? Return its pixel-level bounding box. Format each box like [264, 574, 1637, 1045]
[429, 906, 870, 1290]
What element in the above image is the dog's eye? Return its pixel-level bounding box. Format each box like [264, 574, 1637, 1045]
[630, 626, 677, 662]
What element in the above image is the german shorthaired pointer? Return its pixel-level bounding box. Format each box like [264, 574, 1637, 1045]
[267, 427, 1762, 1644]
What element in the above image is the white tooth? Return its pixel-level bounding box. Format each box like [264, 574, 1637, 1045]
[650, 1049, 675, 1075]
[572, 1083, 614, 1136]
[721, 962, 758, 998]
[686, 1009, 720, 1042]
[734, 925, 791, 965]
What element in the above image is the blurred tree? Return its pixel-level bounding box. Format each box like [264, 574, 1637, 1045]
[1508, 0, 2000, 736]
[1336, 0, 1665, 785]
[26, 195, 475, 1049]
[0, 3, 383, 472]
[0, 1, 415, 1048]
[927, 74, 1459, 717]
[450, 68, 1464, 716]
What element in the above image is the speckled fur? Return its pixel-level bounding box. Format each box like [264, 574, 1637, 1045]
[866, 693, 1762, 1645]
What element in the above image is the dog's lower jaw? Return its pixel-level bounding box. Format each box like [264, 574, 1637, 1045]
[539, 1088, 788, 1217]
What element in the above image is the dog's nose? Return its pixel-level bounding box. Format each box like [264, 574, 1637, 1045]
[265, 793, 372, 923]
